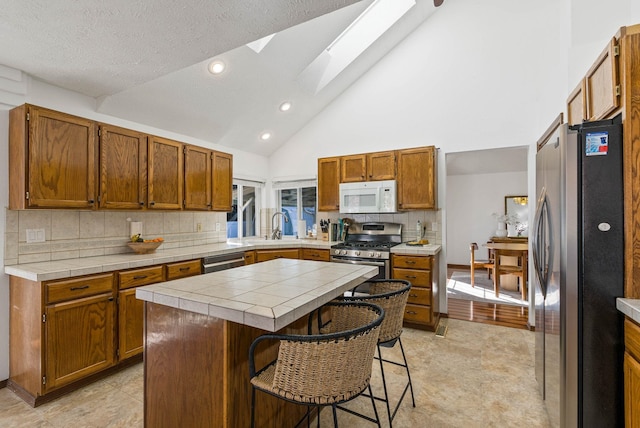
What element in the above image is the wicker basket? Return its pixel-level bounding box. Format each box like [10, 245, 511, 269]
[127, 241, 162, 254]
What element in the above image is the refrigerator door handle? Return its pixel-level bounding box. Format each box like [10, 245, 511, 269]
[532, 189, 552, 297]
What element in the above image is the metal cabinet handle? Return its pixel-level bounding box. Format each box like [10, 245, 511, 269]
[406, 260, 416, 264]
[409, 293, 418, 298]
[405, 275, 417, 279]
[150, 201, 155, 206]
[139, 201, 145, 206]
[406, 310, 418, 315]
[88, 199, 95, 204]
[179, 267, 190, 272]
[70, 285, 89, 291]
[133, 275, 148, 280]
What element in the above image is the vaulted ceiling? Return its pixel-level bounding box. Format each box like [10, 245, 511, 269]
[0, 0, 442, 156]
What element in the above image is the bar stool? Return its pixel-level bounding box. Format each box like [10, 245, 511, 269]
[249, 301, 385, 427]
[339, 279, 415, 427]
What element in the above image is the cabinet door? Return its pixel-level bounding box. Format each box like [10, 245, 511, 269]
[585, 37, 620, 121]
[244, 251, 256, 265]
[45, 293, 115, 392]
[301, 248, 330, 261]
[211, 151, 233, 211]
[397, 146, 436, 210]
[367, 151, 396, 181]
[625, 352, 640, 428]
[118, 288, 145, 360]
[27, 106, 97, 209]
[148, 136, 183, 210]
[99, 124, 147, 209]
[341, 154, 367, 182]
[184, 145, 212, 210]
[567, 80, 586, 126]
[318, 157, 340, 211]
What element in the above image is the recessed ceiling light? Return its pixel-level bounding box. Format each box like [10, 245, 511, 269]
[279, 102, 292, 112]
[260, 132, 272, 141]
[208, 60, 225, 75]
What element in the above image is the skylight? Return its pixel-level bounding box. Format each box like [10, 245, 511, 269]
[297, 0, 416, 94]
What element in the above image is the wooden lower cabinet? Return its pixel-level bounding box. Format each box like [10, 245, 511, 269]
[244, 250, 256, 265]
[255, 248, 300, 263]
[9, 273, 117, 404]
[392, 254, 439, 331]
[625, 318, 640, 427]
[301, 248, 330, 261]
[118, 266, 165, 361]
[45, 292, 115, 392]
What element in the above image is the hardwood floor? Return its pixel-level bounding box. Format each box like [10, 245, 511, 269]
[446, 266, 530, 330]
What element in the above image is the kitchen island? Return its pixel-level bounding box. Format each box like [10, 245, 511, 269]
[135, 258, 377, 428]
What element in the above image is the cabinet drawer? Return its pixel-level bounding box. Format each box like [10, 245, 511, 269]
[407, 287, 431, 306]
[403, 303, 432, 325]
[166, 259, 202, 280]
[626, 318, 640, 362]
[46, 273, 114, 304]
[393, 268, 431, 287]
[119, 266, 165, 290]
[255, 249, 300, 263]
[393, 255, 431, 270]
[301, 248, 330, 262]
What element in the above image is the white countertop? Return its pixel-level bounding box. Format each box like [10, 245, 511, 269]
[4, 238, 441, 282]
[617, 298, 640, 324]
[136, 259, 377, 332]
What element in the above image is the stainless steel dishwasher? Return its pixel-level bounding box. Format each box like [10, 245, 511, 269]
[202, 252, 245, 273]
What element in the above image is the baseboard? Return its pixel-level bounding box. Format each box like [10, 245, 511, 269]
[447, 264, 469, 270]
[0, 378, 7, 389]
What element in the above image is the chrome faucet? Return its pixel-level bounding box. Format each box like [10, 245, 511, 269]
[271, 211, 288, 240]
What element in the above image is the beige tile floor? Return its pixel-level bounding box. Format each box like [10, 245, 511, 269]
[0, 319, 551, 427]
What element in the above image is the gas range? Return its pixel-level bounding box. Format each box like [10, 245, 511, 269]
[330, 222, 402, 261]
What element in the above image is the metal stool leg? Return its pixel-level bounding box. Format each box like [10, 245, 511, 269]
[376, 344, 394, 426]
[250, 387, 256, 428]
[399, 337, 416, 407]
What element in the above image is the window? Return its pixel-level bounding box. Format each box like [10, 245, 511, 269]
[276, 185, 317, 238]
[227, 181, 260, 238]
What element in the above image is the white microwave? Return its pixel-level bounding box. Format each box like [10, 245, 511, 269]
[339, 180, 397, 214]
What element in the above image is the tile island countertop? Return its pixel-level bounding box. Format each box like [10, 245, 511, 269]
[137, 258, 378, 331]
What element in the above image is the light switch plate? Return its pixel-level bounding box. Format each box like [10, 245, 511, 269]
[215, 222, 221, 232]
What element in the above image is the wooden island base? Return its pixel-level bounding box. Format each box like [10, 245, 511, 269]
[144, 302, 311, 428]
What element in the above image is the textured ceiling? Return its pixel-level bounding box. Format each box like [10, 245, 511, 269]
[0, 0, 441, 156]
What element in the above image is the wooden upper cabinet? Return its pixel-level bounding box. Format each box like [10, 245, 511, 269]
[397, 146, 436, 210]
[341, 154, 367, 182]
[9, 104, 97, 209]
[585, 37, 620, 121]
[567, 80, 586, 126]
[184, 145, 212, 210]
[318, 157, 340, 211]
[211, 151, 233, 211]
[367, 150, 396, 181]
[99, 124, 147, 210]
[148, 136, 183, 210]
[341, 151, 396, 182]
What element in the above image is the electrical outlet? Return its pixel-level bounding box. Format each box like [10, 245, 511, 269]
[26, 228, 45, 243]
[196, 223, 202, 232]
[215, 222, 221, 232]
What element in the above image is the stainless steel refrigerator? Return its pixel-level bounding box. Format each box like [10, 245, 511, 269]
[533, 114, 625, 427]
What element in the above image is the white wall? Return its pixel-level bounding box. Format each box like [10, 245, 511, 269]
[446, 171, 528, 265]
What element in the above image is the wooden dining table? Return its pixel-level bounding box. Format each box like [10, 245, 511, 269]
[484, 242, 528, 300]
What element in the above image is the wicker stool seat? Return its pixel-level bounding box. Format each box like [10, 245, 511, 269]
[339, 279, 415, 427]
[249, 301, 385, 427]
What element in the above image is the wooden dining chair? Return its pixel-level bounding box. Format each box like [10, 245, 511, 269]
[493, 249, 527, 299]
[470, 242, 494, 287]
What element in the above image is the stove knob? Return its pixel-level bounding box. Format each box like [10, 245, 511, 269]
[340, 250, 347, 256]
[375, 252, 382, 258]
[355, 251, 361, 256]
[368, 252, 374, 257]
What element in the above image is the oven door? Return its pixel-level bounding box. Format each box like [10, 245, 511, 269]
[330, 256, 388, 280]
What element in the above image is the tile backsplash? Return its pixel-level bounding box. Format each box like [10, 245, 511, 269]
[4, 209, 228, 265]
[318, 210, 442, 244]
